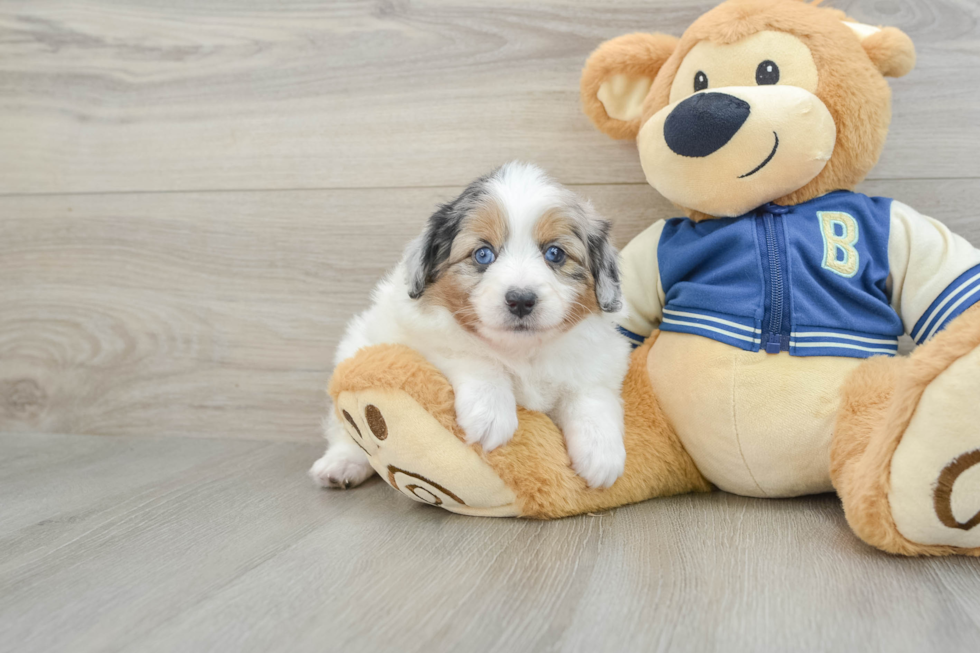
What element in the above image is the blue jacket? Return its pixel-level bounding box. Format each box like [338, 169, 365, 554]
[617, 191, 980, 359]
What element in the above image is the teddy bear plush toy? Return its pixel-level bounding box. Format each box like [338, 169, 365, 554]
[327, 0, 980, 556]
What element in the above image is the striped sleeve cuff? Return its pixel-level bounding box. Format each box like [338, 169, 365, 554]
[910, 264, 980, 344]
[616, 326, 647, 349]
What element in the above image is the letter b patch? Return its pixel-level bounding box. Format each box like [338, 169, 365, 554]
[818, 211, 860, 278]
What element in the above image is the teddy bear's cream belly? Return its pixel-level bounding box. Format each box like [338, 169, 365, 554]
[648, 331, 863, 498]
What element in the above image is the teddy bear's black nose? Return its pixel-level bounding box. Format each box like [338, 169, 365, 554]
[664, 92, 751, 158]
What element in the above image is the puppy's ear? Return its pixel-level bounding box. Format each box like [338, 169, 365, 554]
[406, 181, 483, 298]
[405, 208, 456, 299]
[404, 233, 433, 299]
[584, 210, 622, 313]
[581, 33, 679, 140]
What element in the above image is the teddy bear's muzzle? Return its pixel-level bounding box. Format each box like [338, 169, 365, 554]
[637, 85, 837, 218]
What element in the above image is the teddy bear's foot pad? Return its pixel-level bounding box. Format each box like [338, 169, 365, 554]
[334, 388, 521, 517]
[890, 344, 980, 549]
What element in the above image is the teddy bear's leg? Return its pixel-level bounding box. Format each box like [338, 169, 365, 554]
[485, 333, 711, 517]
[328, 344, 523, 516]
[327, 334, 710, 518]
[832, 304, 980, 556]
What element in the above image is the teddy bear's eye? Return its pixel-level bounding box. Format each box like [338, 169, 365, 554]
[756, 60, 780, 85]
[694, 71, 709, 92]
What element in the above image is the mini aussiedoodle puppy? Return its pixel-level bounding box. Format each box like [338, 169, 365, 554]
[310, 162, 631, 489]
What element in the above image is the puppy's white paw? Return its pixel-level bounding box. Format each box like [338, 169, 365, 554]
[565, 420, 626, 489]
[455, 382, 519, 452]
[309, 446, 375, 489]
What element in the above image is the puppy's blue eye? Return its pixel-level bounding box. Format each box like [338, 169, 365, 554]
[545, 246, 566, 264]
[473, 247, 496, 265]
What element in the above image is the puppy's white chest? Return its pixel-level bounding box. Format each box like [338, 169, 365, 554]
[511, 371, 562, 414]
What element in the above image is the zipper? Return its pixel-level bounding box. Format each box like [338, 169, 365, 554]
[760, 204, 790, 353]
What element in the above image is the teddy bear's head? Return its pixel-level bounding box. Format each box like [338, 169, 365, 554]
[581, 0, 916, 219]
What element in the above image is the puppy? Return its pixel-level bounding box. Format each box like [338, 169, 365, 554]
[310, 162, 631, 489]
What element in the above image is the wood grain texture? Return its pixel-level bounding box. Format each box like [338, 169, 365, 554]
[1, 433, 979, 653]
[2, 2, 980, 650]
[2, 180, 977, 441]
[1, 0, 978, 440]
[0, 0, 978, 194]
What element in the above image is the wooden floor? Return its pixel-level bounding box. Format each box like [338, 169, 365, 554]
[3, 433, 980, 653]
[2, 1, 980, 651]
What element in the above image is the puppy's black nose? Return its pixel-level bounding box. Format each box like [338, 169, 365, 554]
[506, 289, 537, 318]
[664, 92, 750, 158]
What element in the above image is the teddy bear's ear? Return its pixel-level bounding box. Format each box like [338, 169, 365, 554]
[581, 33, 679, 140]
[844, 22, 916, 78]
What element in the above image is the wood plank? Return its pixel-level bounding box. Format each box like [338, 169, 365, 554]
[0, 433, 270, 562]
[0, 0, 977, 194]
[1, 179, 978, 441]
[0, 433, 346, 651]
[2, 433, 979, 653]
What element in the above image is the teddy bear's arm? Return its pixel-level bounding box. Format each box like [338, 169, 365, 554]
[617, 220, 667, 345]
[886, 200, 980, 344]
